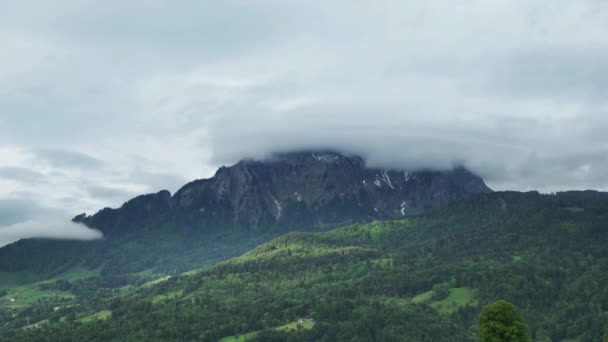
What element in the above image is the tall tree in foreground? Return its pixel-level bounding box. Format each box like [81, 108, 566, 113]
[479, 300, 529, 342]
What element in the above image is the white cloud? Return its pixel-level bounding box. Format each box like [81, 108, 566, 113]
[0, 220, 102, 247]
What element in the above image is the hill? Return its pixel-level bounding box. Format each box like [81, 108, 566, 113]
[3, 191, 608, 341]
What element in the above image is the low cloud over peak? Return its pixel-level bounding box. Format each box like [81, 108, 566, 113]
[0, 219, 102, 248]
[1, 1, 608, 243]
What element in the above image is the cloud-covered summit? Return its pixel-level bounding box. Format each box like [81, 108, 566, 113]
[1, 1, 608, 245]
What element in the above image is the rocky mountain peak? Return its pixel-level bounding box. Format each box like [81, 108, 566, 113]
[74, 150, 492, 236]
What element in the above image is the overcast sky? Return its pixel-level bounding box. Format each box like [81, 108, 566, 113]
[1, 0, 608, 246]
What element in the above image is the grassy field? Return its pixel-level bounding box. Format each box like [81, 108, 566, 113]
[0, 289, 74, 308]
[219, 320, 316, 341]
[411, 287, 477, 314]
[1, 264, 198, 310]
[0, 266, 100, 308]
[430, 288, 478, 314]
[275, 320, 315, 331]
[411, 290, 434, 304]
[219, 332, 258, 342]
[80, 310, 112, 323]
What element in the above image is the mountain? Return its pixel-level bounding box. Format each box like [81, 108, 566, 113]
[73, 150, 491, 236]
[4, 191, 608, 341]
[0, 151, 490, 278]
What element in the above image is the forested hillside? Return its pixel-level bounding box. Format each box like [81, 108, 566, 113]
[3, 191, 608, 341]
[0, 151, 490, 282]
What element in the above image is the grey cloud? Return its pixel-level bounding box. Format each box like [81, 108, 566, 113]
[0, 198, 54, 226]
[128, 167, 187, 194]
[59, 2, 278, 56]
[0, 196, 103, 247]
[1, 0, 608, 246]
[0, 167, 45, 184]
[83, 184, 136, 200]
[32, 147, 104, 170]
[487, 46, 608, 100]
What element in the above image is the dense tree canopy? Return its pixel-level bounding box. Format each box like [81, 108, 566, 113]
[479, 300, 529, 342]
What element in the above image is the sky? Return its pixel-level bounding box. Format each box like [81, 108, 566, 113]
[1, 0, 608, 246]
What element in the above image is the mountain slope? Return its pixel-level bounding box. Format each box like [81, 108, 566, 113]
[0, 151, 490, 278]
[74, 151, 491, 235]
[4, 191, 608, 341]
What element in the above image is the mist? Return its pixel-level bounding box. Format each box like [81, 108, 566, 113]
[0, 219, 103, 248]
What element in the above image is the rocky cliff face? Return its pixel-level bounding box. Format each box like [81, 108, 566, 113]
[74, 151, 492, 236]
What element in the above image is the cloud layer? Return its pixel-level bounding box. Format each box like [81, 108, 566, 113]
[1, 1, 608, 244]
[0, 220, 102, 247]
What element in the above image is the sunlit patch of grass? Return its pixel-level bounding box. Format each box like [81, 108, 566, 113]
[411, 287, 478, 314]
[430, 288, 477, 314]
[411, 290, 434, 304]
[152, 290, 183, 304]
[80, 310, 112, 323]
[0, 266, 99, 308]
[219, 319, 315, 341]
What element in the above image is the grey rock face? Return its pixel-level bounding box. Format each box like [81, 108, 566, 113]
[74, 151, 492, 235]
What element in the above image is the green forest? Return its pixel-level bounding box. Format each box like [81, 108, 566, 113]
[2, 191, 608, 341]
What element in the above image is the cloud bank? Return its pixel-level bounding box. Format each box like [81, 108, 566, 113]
[1, 1, 608, 244]
[0, 219, 102, 247]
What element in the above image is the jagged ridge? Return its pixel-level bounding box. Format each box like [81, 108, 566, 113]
[74, 150, 491, 236]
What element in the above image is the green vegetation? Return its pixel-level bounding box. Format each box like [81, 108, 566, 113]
[80, 310, 112, 323]
[0, 266, 99, 308]
[0, 229, 275, 282]
[219, 320, 315, 341]
[152, 290, 183, 304]
[560, 221, 583, 234]
[431, 288, 477, 314]
[0, 271, 42, 290]
[276, 320, 315, 331]
[479, 300, 529, 342]
[410, 287, 477, 314]
[2, 191, 608, 341]
[412, 290, 435, 304]
[219, 333, 258, 342]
